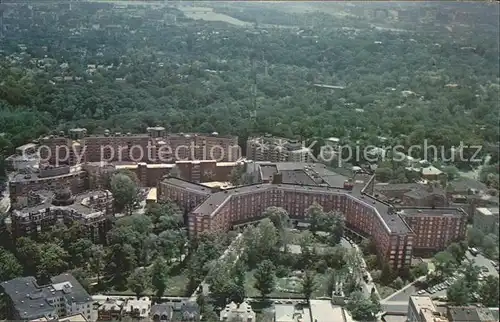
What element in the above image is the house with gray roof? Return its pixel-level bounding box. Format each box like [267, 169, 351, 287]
[0, 273, 96, 322]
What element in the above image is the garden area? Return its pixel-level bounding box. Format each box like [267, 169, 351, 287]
[201, 205, 382, 321]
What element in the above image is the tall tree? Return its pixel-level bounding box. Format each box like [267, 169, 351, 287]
[37, 243, 69, 283]
[432, 251, 457, 281]
[447, 278, 470, 306]
[254, 260, 276, 299]
[110, 173, 139, 214]
[301, 270, 317, 303]
[127, 269, 150, 299]
[264, 206, 289, 233]
[479, 275, 499, 307]
[346, 291, 379, 321]
[447, 241, 468, 264]
[150, 258, 169, 299]
[89, 245, 105, 286]
[0, 247, 22, 281]
[307, 202, 324, 235]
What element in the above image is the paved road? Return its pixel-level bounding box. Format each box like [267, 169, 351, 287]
[344, 239, 381, 299]
[465, 252, 498, 278]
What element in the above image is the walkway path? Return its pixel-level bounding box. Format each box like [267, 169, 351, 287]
[188, 233, 244, 301]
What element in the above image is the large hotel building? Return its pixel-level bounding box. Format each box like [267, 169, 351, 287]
[158, 162, 468, 272]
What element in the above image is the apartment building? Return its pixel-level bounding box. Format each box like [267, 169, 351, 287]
[246, 136, 311, 163]
[474, 207, 499, 237]
[8, 189, 113, 241]
[38, 128, 240, 165]
[9, 165, 87, 208]
[0, 273, 97, 322]
[407, 296, 448, 322]
[5, 142, 39, 171]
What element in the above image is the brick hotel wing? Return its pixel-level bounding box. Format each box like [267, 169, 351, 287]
[158, 172, 468, 272]
[158, 175, 416, 271]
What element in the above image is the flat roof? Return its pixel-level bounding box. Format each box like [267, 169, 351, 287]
[161, 177, 212, 195]
[410, 296, 437, 312]
[13, 190, 111, 218]
[309, 300, 344, 322]
[260, 164, 278, 179]
[16, 143, 37, 151]
[476, 207, 499, 216]
[280, 169, 317, 186]
[398, 207, 465, 218]
[147, 188, 157, 201]
[201, 181, 233, 189]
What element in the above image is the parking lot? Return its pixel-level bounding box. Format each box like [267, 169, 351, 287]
[381, 250, 499, 314]
[418, 250, 498, 298]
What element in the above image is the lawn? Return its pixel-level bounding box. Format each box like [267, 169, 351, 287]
[244, 270, 331, 299]
[375, 283, 396, 299]
[107, 270, 190, 297]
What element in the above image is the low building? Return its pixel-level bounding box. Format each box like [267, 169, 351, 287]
[421, 166, 446, 182]
[473, 207, 499, 236]
[97, 298, 124, 321]
[0, 273, 97, 322]
[179, 302, 200, 321]
[220, 301, 256, 321]
[309, 300, 354, 322]
[30, 313, 88, 322]
[408, 296, 448, 322]
[122, 297, 151, 321]
[447, 306, 496, 322]
[150, 304, 174, 321]
[146, 187, 157, 204]
[274, 304, 308, 322]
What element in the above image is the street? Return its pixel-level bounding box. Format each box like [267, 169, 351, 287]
[341, 238, 381, 299]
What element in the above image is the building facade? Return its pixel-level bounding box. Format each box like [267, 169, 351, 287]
[246, 136, 311, 163]
[0, 274, 97, 322]
[473, 207, 499, 237]
[399, 207, 468, 256]
[38, 128, 240, 165]
[8, 189, 113, 241]
[408, 296, 448, 322]
[159, 171, 470, 272]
